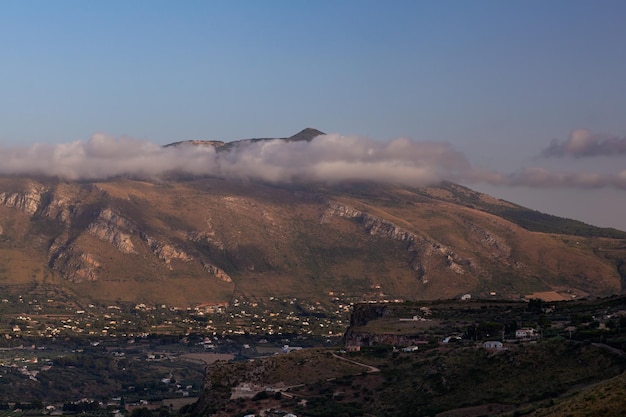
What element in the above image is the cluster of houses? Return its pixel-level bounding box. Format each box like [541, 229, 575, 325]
[345, 327, 539, 352]
[482, 328, 538, 351]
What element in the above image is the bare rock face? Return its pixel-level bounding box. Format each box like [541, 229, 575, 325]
[41, 185, 85, 225]
[51, 247, 101, 283]
[203, 262, 233, 282]
[87, 209, 136, 254]
[465, 220, 512, 259]
[0, 183, 44, 215]
[141, 233, 193, 269]
[74, 253, 101, 282]
[43, 196, 74, 225]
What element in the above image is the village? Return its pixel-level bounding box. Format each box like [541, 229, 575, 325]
[0, 292, 361, 342]
[1, 293, 626, 415]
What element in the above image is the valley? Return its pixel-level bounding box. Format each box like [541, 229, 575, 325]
[2, 294, 626, 416]
[0, 133, 625, 415]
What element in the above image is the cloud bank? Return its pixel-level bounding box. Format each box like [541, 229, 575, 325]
[1, 132, 625, 190]
[0, 133, 476, 185]
[503, 167, 626, 189]
[543, 128, 626, 157]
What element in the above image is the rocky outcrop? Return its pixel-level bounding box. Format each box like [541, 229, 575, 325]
[465, 220, 511, 259]
[141, 233, 193, 269]
[72, 253, 101, 282]
[48, 234, 69, 260]
[0, 183, 44, 215]
[42, 196, 74, 225]
[188, 230, 226, 250]
[41, 186, 86, 226]
[464, 219, 526, 271]
[323, 200, 467, 283]
[51, 246, 101, 283]
[87, 209, 136, 254]
[202, 262, 233, 282]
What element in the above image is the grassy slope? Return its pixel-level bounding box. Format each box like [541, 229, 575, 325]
[190, 296, 626, 417]
[529, 371, 626, 417]
[188, 340, 626, 417]
[369, 341, 625, 417]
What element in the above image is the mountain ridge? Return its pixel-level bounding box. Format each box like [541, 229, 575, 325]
[0, 129, 624, 307]
[163, 127, 325, 150]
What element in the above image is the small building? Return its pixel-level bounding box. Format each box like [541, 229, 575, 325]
[442, 336, 462, 344]
[399, 315, 424, 322]
[282, 345, 303, 353]
[515, 328, 537, 339]
[483, 340, 504, 350]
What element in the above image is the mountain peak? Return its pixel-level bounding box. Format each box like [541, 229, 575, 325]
[164, 128, 325, 149]
[287, 128, 325, 142]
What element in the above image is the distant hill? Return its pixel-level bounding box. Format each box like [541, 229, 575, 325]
[430, 181, 626, 239]
[164, 127, 325, 151]
[0, 129, 624, 307]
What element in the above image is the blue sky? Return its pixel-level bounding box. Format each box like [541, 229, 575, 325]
[2, 1, 626, 230]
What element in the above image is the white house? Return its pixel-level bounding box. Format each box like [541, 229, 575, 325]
[515, 328, 537, 339]
[483, 340, 504, 350]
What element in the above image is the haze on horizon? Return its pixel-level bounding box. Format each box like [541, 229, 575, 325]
[1, 1, 626, 230]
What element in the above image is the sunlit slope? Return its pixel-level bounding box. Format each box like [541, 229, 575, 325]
[0, 176, 623, 306]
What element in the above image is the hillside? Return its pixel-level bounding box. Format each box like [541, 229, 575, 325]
[0, 130, 624, 307]
[187, 296, 626, 417]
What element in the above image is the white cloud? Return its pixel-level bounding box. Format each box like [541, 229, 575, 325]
[1, 132, 625, 191]
[0, 133, 472, 185]
[543, 128, 626, 157]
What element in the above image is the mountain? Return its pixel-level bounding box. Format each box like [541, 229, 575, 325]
[164, 127, 324, 151]
[0, 129, 624, 307]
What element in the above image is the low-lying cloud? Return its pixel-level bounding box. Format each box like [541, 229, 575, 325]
[543, 128, 626, 157]
[503, 167, 626, 189]
[1, 132, 626, 190]
[0, 133, 475, 185]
